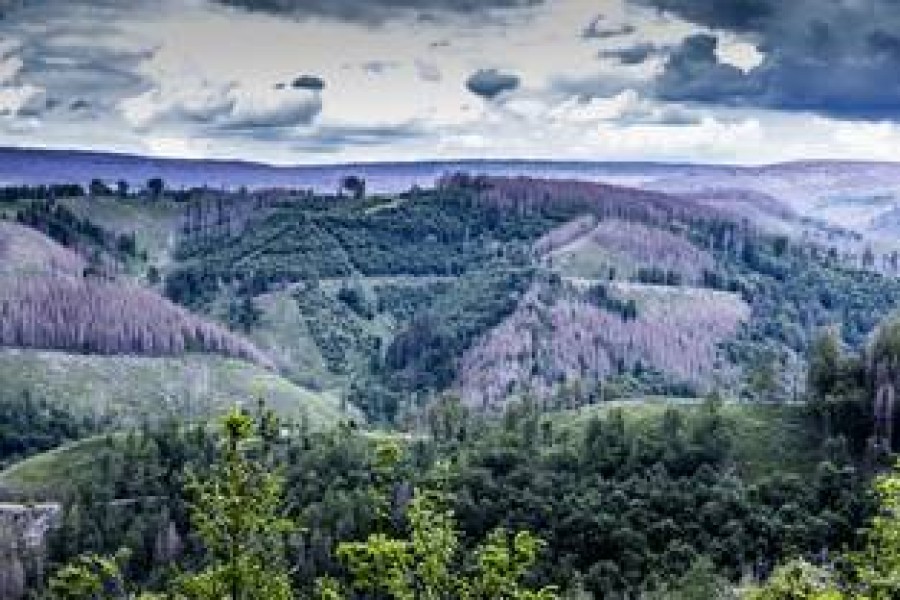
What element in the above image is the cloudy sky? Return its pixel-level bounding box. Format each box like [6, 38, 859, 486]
[2, 0, 900, 164]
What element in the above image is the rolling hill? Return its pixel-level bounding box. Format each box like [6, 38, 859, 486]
[1, 150, 896, 599]
[3, 155, 900, 424]
[0, 349, 344, 428]
[0, 205, 348, 436]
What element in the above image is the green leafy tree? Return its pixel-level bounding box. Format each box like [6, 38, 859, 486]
[808, 329, 842, 401]
[747, 461, 900, 599]
[175, 407, 296, 599]
[319, 442, 557, 600]
[653, 557, 736, 600]
[743, 559, 841, 600]
[47, 550, 130, 600]
[848, 460, 900, 598]
[749, 353, 779, 400]
[464, 528, 556, 600]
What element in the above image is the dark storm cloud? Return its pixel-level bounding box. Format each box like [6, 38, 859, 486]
[599, 42, 662, 65]
[213, 0, 543, 24]
[292, 75, 326, 90]
[656, 34, 758, 102]
[466, 68, 520, 99]
[634, 0, 900, 119]
[637, 0, 774, 32]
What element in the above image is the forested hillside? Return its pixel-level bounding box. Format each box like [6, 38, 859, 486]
[0, 189, 346, 442]
[4, 173, 898, 420]
[2, 168, 900, 598]
[150, 174, 900, 421]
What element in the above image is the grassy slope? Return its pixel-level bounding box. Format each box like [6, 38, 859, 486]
[58, 196, 182, 266]
[0, 435, 113, 498]
[252, 289, 339, 388]
[250, 276, 452, 390]
[0, 349, 345, 427]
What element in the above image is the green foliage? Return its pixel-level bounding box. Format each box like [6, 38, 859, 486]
[374, 281, 452, 323]
[175, 407, 296, 599]
[157, 184, 900, 418]
[847, 460, 900, 598]
[648, 557, 735, 600]
[749, 460, 900, 599]
[331, 492, 458, 599]
[16, 200, 141, 266]
[808, 329, 844, 400]
[449, 401, 868, 598]
[804, 330, 872, 455]
[28, 400, 872, 598]
[724, 241, 900, 360]
[165, 186, 557, 309]
[743, 559, 841, 600]
[321, 446, 557, 600]
[292, 283, 380, 377]
[872, 316, 900, 366]
[0, 389, 103, 468]
[48, 550, 130, 600]
[380, 268, 531, 391]
[465, 529, 558, 600]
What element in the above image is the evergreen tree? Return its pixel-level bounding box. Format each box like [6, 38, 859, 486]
[175, 407, 296, 599]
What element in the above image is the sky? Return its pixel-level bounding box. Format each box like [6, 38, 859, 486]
[2, 0, 900, 164]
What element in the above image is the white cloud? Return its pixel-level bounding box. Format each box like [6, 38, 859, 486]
[119, 42, 323, 133]
[0, 84, 44, 116]
[716, 38, 764, 72]
[121, 81, 322, 130]
[543, 90, 698, 124]
[0, 0, 895, 166]
[0, 54, 23, 84]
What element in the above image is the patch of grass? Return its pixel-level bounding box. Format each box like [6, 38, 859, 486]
[550, 238, 633, 280]
[0, 349, 347, 428]
[0, 435, 114, 498]
[251, 289, 338, 387]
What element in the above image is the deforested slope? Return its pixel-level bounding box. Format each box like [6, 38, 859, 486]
[0, 221, 85, 276]
[457, 282, 748, 409]
[453, 174, 724, 224]
[546, 218, 716, 283]
[0, 275, 271, 367]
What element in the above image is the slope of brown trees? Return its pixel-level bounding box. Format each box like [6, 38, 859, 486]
[440, 174, 727, 226]
[0, 222, 85, 277]
[456, 283, 748, 409]
[0, 275, 272, 367]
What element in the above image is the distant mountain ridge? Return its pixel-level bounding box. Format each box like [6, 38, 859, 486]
[4, 146, 900, 194]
